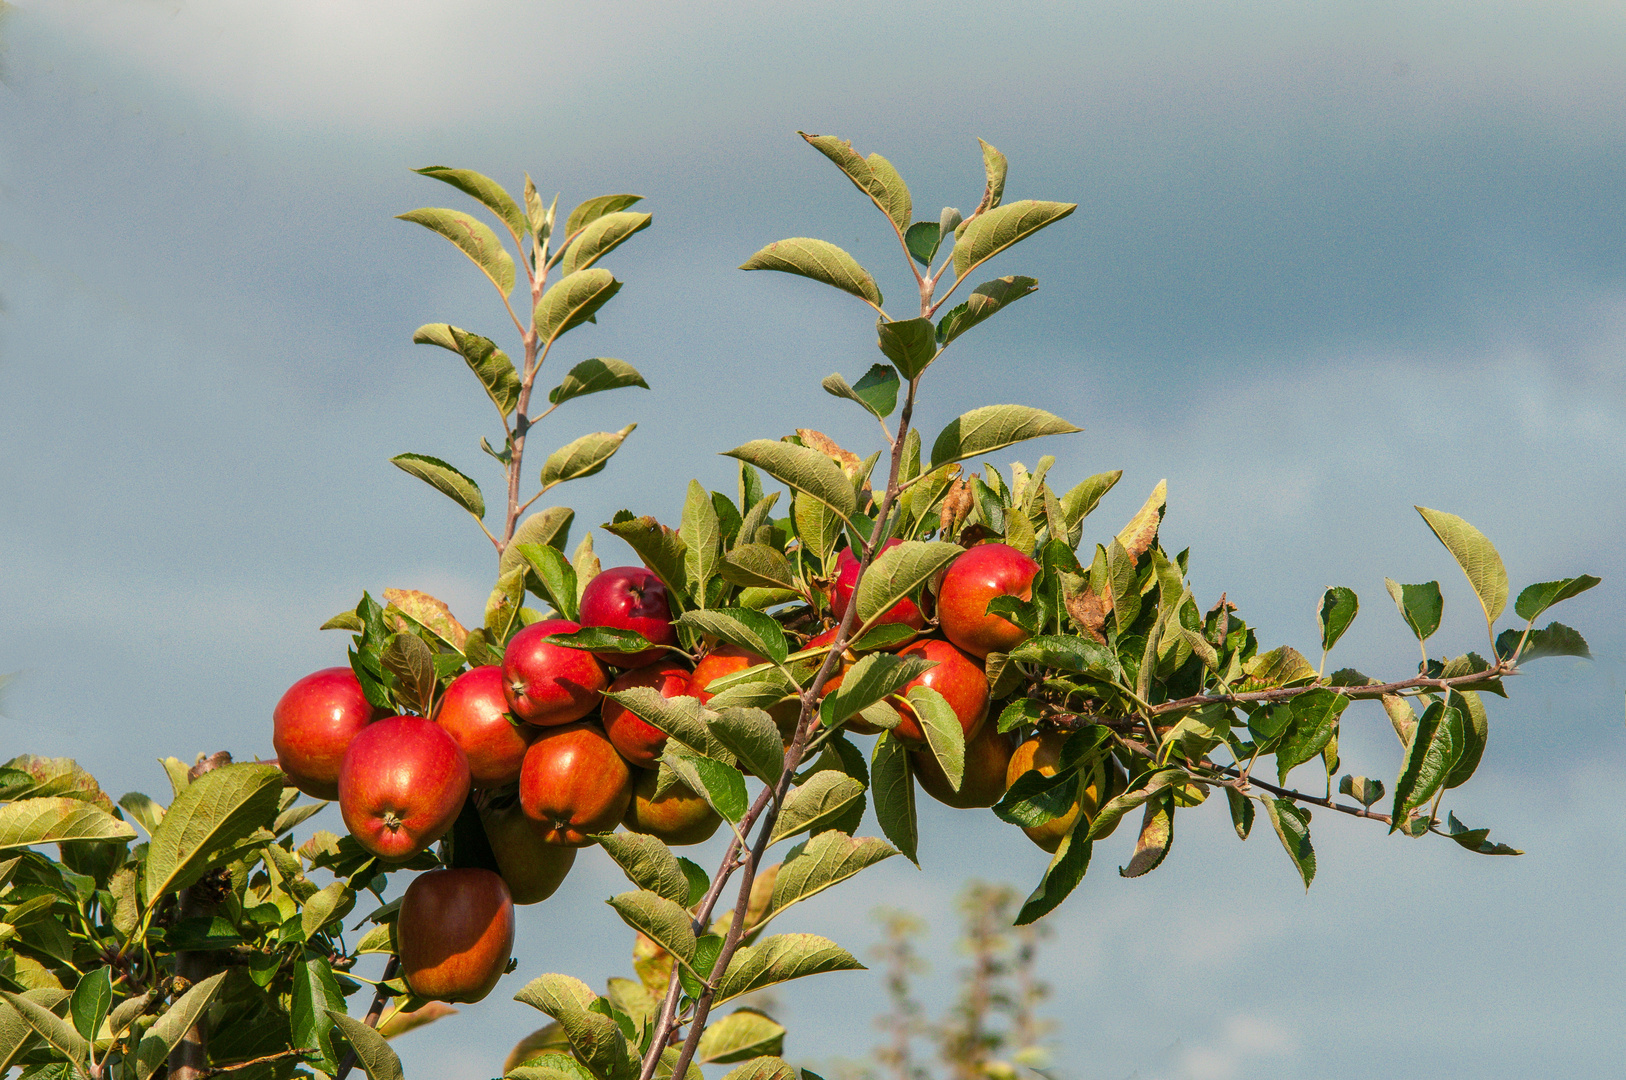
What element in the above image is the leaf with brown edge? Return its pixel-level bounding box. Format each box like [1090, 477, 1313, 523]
[1064, 583, 1109, 644]
[382, 589, 468, 652]
[1120, 790, 1174, 878]
[1115, 479, 1167, 563]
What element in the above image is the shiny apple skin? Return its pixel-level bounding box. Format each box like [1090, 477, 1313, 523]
[397, 867, 515, 1003]
[687, 644, 765, 704]
[913, 723, 1017, 809]
[481, 802, 578, 904]
[623, 769, 722, 846]
[937, 543, 1041, 658]
[578, 566, 679, 668]
[828, 539, 928, 629]
[502, 618, 610, 726]
[272, 667, 383, 800]
[887, 638, 990, 746]
[435, 665, 534, 788]
[602, 661, 692, 766]
[338, 716, 471, 860]
[519, 722, 633, 846]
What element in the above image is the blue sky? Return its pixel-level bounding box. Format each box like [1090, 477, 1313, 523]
[2, 3, 1624, 1078]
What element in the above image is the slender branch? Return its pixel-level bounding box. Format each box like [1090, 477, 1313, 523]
[197, 1049, 318, 1079]
[333, 955, 398, 1080]
[1148, 662, 1516, 717]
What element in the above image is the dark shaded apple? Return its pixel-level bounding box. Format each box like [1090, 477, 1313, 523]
[690, 644, 804, 742]
[601, 660, 692, 766]
[502, 618, 609, 726]
[480, 801, 577, 904]
[578, 566, 679, 668]
[435, 665, 533, 788]
[623, 768, 722, 846]
[913, 723, 1016, 809]
[937, 542, 1040, 658]
[339, 716, 470, 859]
[272, 666, 384, 800]
[886, 638, 990, 746]
[519, 722, 633, 846]
[397, 867, 515, 1003]
[828, 538, 928, 630]
[1004, 732, 1127, 853]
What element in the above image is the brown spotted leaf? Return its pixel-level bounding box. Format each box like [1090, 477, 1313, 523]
[383, 589, 469, 652]
[1115, 480, 1167, 563]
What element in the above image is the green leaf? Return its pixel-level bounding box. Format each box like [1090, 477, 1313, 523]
[1104, 539, 1140, 638]
[1444, 689, 1489, 788]
[380, 631, 437, 716]
[875, 318, 937, 380]
[821, 364, 899, 421]
[1416, 506, 1509, 626]
[1086, 768, 1185, 842]
[1274, 690, 1348, 786]
[929, 405, 1081, 469]
[142, 763, 284, 903]
[717, 1058, 798, 1080]
[677, 609, 789, 665]
[391, 453, 484, 518]
[134, 971, 229, 1079]
[1262, 797, 1315, 888]
[870, 733, 917, 865]
[602, 688, 734, 764]
[1225, 787, 1254, 839]
[68, 966, 111, 1042]
[515, 542, 581, 622]
[757, 832, 895, 931]
[560, 211, 652, 276]
[533, 269, 622, 348]
[1384, 579, 1442, 642]
[818, 651, 935, 729]
[397, 207, 516, 294]
[541, 424, 635, 490]
[1240, 645, 1317, 690]
[993, 766, 1078, 828]
[0, 990, 87, 1069]
[711, 707, 786, 786]
[720, 544, 800, 592]
[663, 748, 748, 824]
[849, 542, 955, 629]
[714, 934, 864, 1006]
[565, 194, 644, 237]
[0, 798, 135, 851]
[300, 880, 356, 941]
[544, 627, 656, 657]
[1500, 621, 1591, 663]
[799, 133, 912, 233]
[1120, 791, 1175, 878]
[1445, 812, 1522, 856]
[739, 238, 882, 310]
[904, 221, 941, 267]
[0, 988, 70, 1073]
[681, 480, 722, 602]
[952, 199, 1076, 278]
[977, 138, 1008, 209]
[1338, 775, 1385, 808]
[1316, 587, 1359, 653]
[906, 686, 965, 792]
[354, 921, 397, 955]
[1007, 634, 1120, 681]
[935, 275, 1038, 345]
[606, 890, 697, 964]
[412, 166, 528, 240]
[1014, 827, 1091, 926]
[485, 566, 528, 642]
[769, 772, 867, 844]
[698, 1009, 787, 1064]
[723, 440, 858, 521]
[412, 323, 522, 417]
[328, 1010, 406, 1080]
[1514, 575, 1602, 622]
[548, 357, 650, 406]
[1389, 701, 1463, 833]
[500, 507, 576, 579]
[513, 974, 634, 1080]
[593, 832, 690, 906]
[603, 516, 689, 609]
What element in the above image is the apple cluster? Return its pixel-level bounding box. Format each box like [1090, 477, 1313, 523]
[267, 542, 1112, 1005]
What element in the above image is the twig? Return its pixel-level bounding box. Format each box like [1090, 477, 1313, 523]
[334, 955, 399, 1080]
[1149, 663, 1515, 716]
[196, 1049, 318, 1078]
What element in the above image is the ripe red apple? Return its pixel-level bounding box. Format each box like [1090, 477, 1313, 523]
[937, 543, 1040, 658]
[803, 626, 877, 733]
[828, 539, 928, 630]
[397, 867, 515, 1003]
[887, 638, 990, 746]
[601, 661, 692, 766]
[435, 665, 534, 788]
[687, 644, 767, 704]
[578, 566, 678, 668]
[502, 618, 609, 726]
[272, 667, 384, 800]
[1005, 732, 1127, 852]
[519, 722, 633, 846]
[913, 723, 1016, 809]
[339, 716, 470, 860]
[481, 802, 577, 904]
[623, 769, 722, 846]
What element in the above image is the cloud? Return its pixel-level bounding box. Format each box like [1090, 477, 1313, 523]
[1167, 1014, 1296, 1080]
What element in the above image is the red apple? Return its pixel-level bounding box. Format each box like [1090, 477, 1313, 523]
[481, 802, 577, 904]
[623, 769, 722, 846]
[578, 566, 678, 668]
[519, 722, 633, 846]
[937, 543, 1040, 658]
[397, 867, 515, 1003]
[502, 618, 609, 726]
[272, 667, 384, 800]
[805, 627, 875, 733]
[691, 644, 803, 741]
[887, 638, 990, 746]
[435, 665, 534, 788]
[913, 723, 1016, 809]
[339, 716, 470, 860]
[601, 661, 692, 766]
[828, 539, 928, 630]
